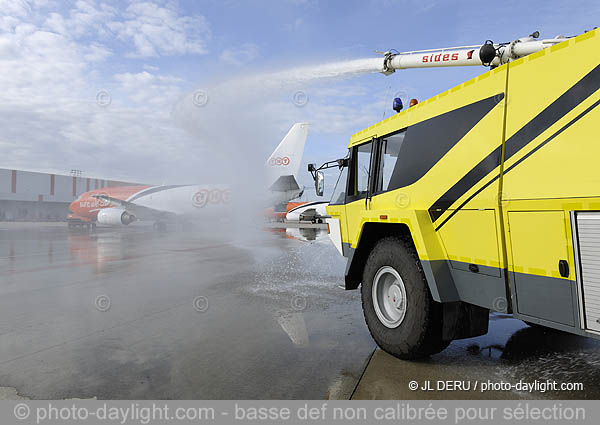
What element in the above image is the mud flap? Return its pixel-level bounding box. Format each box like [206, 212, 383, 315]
[442, 301, 489, 340]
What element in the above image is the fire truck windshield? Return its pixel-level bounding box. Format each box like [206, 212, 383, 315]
[330, 161, 349, 205]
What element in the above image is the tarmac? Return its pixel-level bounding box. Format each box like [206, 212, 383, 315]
[1, 222, 599, 400]
[352, 314, 600, 400]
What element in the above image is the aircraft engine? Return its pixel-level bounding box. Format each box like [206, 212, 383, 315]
[96, 208, 136, 225]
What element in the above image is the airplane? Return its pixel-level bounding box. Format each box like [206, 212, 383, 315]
[264, 201, 308, 222]
[284, 201, 328, 224]
[67, 123, 309, 230]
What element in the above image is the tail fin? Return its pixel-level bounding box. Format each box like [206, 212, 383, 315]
[266, 122, 309, 187]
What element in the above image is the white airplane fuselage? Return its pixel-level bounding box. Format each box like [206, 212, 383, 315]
[69, 123, 309, 226]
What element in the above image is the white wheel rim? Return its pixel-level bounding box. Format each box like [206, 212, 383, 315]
[372, 266, 407, 328]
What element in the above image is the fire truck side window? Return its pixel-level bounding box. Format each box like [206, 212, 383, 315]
[348, 142, 373, 200]
[375, 131, 405, 193]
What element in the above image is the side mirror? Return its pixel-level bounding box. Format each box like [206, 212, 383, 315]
[315, 171, 324, 197]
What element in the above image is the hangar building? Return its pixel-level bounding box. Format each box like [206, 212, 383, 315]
[0, 168, 141, 221]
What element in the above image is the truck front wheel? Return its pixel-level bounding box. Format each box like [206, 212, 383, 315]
[361, 237, 449, 360]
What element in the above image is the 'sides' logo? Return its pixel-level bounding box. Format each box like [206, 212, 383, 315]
[269, 156, 290, 166]
[422, 52, 459, 63]
[191, 189, 232, 208]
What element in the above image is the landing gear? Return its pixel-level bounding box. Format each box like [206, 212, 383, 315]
[68, 220, 95, 232]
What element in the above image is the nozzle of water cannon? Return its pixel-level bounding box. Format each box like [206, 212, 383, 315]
[379, 51, 396, 76]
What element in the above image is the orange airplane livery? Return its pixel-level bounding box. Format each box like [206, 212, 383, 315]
[68, 123, 309, 230]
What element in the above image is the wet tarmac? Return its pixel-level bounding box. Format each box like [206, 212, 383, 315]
[0, 222, 374, 399]
[1, 222, 599, 400]
[353, 315, 600, 400]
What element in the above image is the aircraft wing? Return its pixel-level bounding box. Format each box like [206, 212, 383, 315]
[91, 194, 176, 221]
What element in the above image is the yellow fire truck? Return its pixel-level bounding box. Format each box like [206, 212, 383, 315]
[309, 29, 600, 359]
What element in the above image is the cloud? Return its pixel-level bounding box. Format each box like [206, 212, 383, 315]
[114, 70, 183, 105]
[0, 0, 406, 189]
[0, 1, 212, 182]
[219, 42, 259, 66]
[143, 63, 159, 71]
[43, 1, 117, 38]
[107, 1, 211, 58]
[83, 42, 112, 62]
[0, 0, 32, 18]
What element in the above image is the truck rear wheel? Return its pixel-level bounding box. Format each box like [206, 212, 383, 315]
[361, 237, 449, 360]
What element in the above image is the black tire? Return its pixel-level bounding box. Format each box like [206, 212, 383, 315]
[361, 236, 449, 360]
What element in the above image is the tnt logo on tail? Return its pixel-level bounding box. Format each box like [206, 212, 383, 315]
[269, 156, 290, 166]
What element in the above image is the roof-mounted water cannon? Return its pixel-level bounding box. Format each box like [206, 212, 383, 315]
[379, 31, 571, 74]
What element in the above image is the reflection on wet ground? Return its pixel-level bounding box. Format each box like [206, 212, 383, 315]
[0, 222, 373, 399]
[1, 222, 599, 400]
[353, 315, 600, 399]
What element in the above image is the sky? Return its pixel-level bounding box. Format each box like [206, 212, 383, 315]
[1, 0, 599, 199]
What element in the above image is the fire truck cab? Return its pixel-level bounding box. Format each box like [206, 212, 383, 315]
[316, 29, 600, 359]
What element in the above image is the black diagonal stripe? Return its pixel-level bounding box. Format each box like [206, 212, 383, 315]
[434, 95, 600, 232]
[387, 94, 503, 191]
[429, 145, 502, 222]
[503, 97, 600, 180]
[429, 64, 600, 224]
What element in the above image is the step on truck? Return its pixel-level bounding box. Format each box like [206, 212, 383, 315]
[309, 29, 600, 359]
